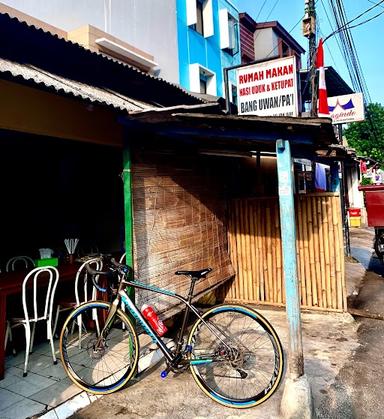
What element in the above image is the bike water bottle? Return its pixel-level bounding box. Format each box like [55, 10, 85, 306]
[141, 304, 168, 337]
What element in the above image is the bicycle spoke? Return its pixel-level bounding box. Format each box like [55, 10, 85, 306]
[61, 302, 138, 393]
[188, 305, 283, 407]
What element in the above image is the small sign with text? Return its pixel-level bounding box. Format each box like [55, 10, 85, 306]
[327, 93, 365, 125]
[236, 56, 299, 117]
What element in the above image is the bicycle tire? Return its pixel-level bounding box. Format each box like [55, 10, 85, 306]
[374, 232, 384, 259]
[60, 301, 139, 394]
[187, 304, 284, 408]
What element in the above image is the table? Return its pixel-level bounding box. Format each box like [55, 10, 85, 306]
[0, 263, 79, 379]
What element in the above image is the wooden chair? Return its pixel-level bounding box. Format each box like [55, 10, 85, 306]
[5, 267, 59, 376]
[52, 257, 103, 338]
[6, 256, 35, 272]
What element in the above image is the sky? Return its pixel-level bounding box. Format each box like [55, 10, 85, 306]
[232, 0, 384, 104]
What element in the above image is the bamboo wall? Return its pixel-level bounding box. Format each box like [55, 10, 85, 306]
[132, 152, 234, 316]
[225, 194, 346, 311]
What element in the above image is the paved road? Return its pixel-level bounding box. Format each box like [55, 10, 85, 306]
[351, 247, 384, 276]
[318, 269, 384, 419]
[317, 228, 384, 418]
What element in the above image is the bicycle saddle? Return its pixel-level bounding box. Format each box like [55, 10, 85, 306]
[175, 267, 212, 279]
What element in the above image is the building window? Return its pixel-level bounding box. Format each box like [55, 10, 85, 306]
[195, 0, 204, 35]
[186, 0, 214, 37]
[219, 9, 239, 55]
[189, 63, 216, 95]
[200, 74, 207, 94]
[231, 83, 238, 105]
[282, 41, 289, 57]
[227, 14, 239, 55]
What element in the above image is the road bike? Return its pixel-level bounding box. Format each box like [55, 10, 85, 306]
[59, 256, 284, 409]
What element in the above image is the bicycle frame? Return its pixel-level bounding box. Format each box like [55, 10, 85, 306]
[99, 272, 233, 366]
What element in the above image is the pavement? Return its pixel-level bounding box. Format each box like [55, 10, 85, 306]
[70, 309, 358, 419]
[319, 227, 384, 419]
[72, 229, 384, 419]
[73, 230, 384, 419]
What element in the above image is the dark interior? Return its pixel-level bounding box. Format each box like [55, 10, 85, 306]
[0, 129, 124, 265]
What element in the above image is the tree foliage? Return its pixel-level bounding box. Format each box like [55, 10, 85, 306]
[344, 103, 384, 165]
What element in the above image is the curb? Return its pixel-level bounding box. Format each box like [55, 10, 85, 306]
[38, 338, 175, 419]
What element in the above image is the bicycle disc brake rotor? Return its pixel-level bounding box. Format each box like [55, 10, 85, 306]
[87, 338, 107, 360]
[216, 344, 245, 368]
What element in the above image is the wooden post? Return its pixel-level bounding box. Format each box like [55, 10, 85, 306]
[276, 139, 304, 378]
[123, 137, 135, 301]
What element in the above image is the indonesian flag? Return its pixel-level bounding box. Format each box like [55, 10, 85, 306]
[316, 38, 329, 117]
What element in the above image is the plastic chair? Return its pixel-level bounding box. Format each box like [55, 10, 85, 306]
[119, 252, 126, 264]
[52, 257, 103, 338]
[6, 256, 35, 272]
[5, 266, 59, 376]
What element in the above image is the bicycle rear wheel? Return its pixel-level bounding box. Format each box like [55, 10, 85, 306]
[188, 304, 284, 408]
[60, 301, 139, 394]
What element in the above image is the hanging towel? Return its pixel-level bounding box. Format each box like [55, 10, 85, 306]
[315, 163, 327, 191]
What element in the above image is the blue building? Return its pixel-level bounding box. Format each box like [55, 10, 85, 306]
[176, 0, 241, 98]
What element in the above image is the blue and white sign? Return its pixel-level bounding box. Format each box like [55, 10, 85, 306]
[327, 92, 365, 124]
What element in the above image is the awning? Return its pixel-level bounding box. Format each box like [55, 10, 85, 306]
[300, 66, 354, 102]
[0, 57, 150, 112]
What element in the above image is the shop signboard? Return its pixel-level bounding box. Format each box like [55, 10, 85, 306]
[236, 56, 299, 117]
[327, 92, 365, 124]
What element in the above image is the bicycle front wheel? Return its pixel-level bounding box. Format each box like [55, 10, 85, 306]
[188, 304, 284, 408]
[60, 301, 139, 394]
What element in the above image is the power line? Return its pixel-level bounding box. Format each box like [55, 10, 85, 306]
[324, 3, 384, 42]
[319, 28, 339, 71]
[325, 0, 374, 103]
[255, 0, 268, 21]
[263, 0, 281, 22]
[326, 0, 379, 144]
[253, 0, 282, 58]
[320, 0, 344, 71]
[265, 15, 304, 58]
[367, 0, 384, 10]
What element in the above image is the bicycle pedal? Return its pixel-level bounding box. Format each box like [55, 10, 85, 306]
[160, 365, 171, 379]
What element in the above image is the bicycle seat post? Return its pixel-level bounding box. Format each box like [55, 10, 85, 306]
[175, 275, 198, 354]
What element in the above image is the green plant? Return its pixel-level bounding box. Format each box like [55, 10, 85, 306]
[360, 177, 373, 186]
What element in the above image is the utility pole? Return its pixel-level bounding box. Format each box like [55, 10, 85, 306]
[302, 0, 317, 115]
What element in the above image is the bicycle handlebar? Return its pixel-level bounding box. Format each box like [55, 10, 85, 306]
[85, 257, 133, 293]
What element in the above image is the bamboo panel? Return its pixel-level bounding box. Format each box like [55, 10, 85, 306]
[226, 194, 346, 311]
[132, 155, 235, 315]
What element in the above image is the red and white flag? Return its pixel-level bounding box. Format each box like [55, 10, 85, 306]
[316, 38, 329, 117]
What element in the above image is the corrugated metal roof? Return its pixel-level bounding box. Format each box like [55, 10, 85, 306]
[0, 12, 206, 107]
[0, 57, 150, 112]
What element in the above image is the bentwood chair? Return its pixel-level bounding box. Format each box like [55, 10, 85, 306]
[119, 252, 126, 264]
[6, 256, 35, 272]
[5, 266, 59, 376]
[52, 257, 103, 339]
[118, 253, 127, 329]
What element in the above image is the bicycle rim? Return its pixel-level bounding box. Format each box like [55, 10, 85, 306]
[60, 301, 139, 394]
[188, 304, 284, 408]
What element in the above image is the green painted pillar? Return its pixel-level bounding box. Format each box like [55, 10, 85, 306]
[123, 140, 135, 301]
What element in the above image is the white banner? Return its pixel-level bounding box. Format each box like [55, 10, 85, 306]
[327, 93, 365, 124]
[236, 56, 299, 117]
